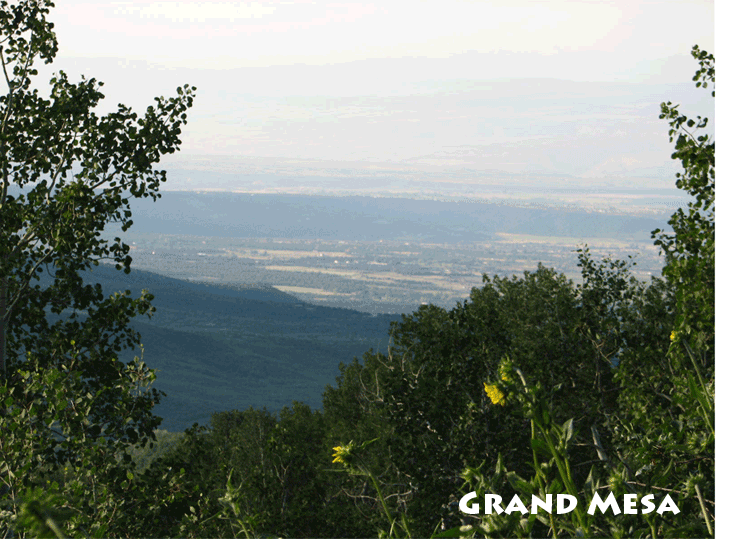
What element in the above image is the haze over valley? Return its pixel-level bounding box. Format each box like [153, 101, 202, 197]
[110, 189, 672, 315]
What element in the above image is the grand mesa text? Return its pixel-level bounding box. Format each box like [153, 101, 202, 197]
[459, 492, 680, 516]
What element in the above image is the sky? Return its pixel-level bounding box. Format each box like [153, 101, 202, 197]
[26, 0, 714, 181]
[52, 1, 713, 74]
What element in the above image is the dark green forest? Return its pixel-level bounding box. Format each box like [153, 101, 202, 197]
[0, 2, 714, 538]
[35, 262, 401, 432]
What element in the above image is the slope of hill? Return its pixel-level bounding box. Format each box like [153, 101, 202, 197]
[43, 264, 400, 432]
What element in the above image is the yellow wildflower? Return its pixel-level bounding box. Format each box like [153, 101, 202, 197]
[670, 331, 678, 342]
[498, 359, 514, 383]
[485, 360, 513, 406]
[332, 444, 350, 464]
[484, 382, 506, 406]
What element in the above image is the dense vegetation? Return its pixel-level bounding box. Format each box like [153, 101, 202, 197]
[1, 2, 713, 537]
[38, 262, 400, 432]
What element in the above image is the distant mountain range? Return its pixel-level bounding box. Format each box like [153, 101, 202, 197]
[113, 191, 670, 242]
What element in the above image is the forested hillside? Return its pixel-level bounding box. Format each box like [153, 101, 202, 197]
[41, 263, 399, 431]
[0, 2, 714, 537]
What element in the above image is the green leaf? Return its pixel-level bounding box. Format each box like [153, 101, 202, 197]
[530, 437, 552, 457]
[506, 471, 534, 495]
[563, 418, 574, 442]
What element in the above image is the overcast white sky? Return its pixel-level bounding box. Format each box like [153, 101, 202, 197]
[52, 1, 713, 73]
[29, 0, 716, 178]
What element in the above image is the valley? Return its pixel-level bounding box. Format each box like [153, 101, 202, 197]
[112, 191, 670, 314]
[121, 232, 661, 314]
[20, 189, 674, 434]
[73, 190, 675, 433]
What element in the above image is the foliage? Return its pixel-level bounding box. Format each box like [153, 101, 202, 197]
[331, 438, 417, 538]
[0, 0, 195, 536]
[611, 44, 715, 535]
[0, 352, 193, 539]
[322, 352, 413, 536]
[116, 428, 187, 476]
[322, 260, 654, 535]
[652, 44, 715, 364]
[455, 361, 701, 538]
[1, 0, 195, 383]
[452, 45, 715, 537]
[137, 403, 363, 538]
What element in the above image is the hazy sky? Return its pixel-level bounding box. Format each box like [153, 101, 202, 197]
[52, 1, 713, 73]
[29, 0, 716, 178]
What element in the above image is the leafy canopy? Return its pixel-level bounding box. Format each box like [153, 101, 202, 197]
[0, 1, 196, 536]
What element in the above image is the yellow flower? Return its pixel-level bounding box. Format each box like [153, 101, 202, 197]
[498, 360, 514, 383]
[484, 360, 514, 406]
[332, 444, 350, 464]
[670, 330, 678, 342]
[484, 382, 506, 406]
